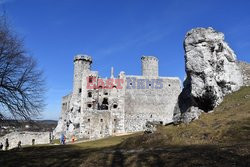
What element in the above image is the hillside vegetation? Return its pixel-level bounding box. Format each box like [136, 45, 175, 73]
[119, 86, 250, 148]
[0, 87, 250, 167]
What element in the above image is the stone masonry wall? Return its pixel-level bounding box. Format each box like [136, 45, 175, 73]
[238, 61, 250, 86]
[53, 93, 72, 138]
[79, 110, 112, 140]
[0, 131, 50, 150]
[124, 76, 181, 132]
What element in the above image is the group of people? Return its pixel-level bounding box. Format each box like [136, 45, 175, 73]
[60, 134, 77, 145]
[1, 134, 77, 149]
[0, 138, 22, 151]
[0, 138, 9, 151]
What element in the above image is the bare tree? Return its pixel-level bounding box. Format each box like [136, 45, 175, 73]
[0, 16, 45, 120]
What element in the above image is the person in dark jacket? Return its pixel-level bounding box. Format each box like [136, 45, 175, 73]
[0, 142, 3, 150]
[5, 138, 9, 150]
[32, 139, 35, 145]
[17, 141, 22, 149]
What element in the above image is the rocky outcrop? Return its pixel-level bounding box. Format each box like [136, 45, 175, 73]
[238, 61, 250, 86]
[179, 107, 203, 124]
[175, 27, 243, 123]
[144, 121, 158, 134]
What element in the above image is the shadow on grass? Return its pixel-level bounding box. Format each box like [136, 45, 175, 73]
[0, 143, 249, 167]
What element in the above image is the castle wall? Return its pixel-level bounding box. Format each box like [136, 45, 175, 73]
[53, 93, 72, 138]
[79, 71, 126, 139]
[79, 108, 126, 140]
[79, 110, 112, 140]
[124, 76, 181, 132]
[111, 110, 125, 134]
[54, 55, 182, 140]
[238, 61, 250, 86]
[0, 132, 50, 150]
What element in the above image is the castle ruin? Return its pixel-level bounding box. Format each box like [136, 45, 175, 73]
[53, 55, 181, 140]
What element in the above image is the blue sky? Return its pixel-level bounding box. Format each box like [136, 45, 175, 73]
[1, 0, 250, 120]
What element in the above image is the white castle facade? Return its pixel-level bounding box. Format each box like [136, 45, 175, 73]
[53, 55, 181, 140]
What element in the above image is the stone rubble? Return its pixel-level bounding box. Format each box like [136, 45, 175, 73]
[144, 121, 158, 134]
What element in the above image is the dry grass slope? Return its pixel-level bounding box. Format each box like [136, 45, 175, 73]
[119, 86, 250, 148]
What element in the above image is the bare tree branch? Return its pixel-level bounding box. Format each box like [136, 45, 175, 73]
[0, 15, 45, 120]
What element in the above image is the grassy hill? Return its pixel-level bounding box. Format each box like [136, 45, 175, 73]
[0, 87, 250, 167]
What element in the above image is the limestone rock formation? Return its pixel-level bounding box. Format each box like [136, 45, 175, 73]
[176, 27, 243, 123]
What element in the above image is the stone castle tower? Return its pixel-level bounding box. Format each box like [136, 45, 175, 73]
[141, 56, 159, 77]
[72, 55, 92, 101]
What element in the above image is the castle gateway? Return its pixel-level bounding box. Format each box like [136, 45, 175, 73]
[54, 55, 181, 140]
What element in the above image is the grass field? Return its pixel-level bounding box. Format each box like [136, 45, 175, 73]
[0, 87, 250, 167]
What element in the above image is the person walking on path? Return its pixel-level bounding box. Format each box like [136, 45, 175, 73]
[71, 135, 78, 143]
[60, 133, 66, 145]
[17, 141, 22, 149]
[0, 142, 3, 150]
[32, 139, 35, 145]
[5, 138, 9, 150]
